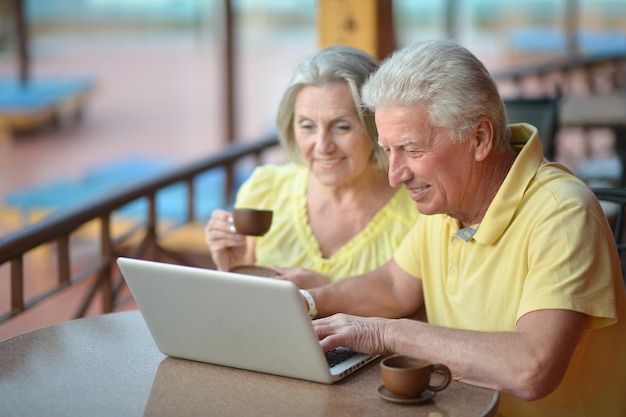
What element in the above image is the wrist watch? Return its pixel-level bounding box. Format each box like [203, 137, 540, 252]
[298, 289, 317, 320]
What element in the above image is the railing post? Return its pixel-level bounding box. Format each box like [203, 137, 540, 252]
[186, 178, 195, 223]
[57, 235, 70, 286]
[149, 193, 158, 251]
[100, 215, 113, 313]
[10, 257, 24, 314]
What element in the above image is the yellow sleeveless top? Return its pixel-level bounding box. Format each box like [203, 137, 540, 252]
[235, 164, 419, 282]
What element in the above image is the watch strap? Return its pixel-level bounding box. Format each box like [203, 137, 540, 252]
[298, 289, 317, 320]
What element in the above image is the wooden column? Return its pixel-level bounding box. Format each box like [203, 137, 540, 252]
[317, 0, 395, 61]
[564, 0, 580, 57]
[223, 0, 236, 203]
[12, 0, 30, 85]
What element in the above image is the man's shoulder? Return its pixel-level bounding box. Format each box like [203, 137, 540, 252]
[532, 163, 596, 206]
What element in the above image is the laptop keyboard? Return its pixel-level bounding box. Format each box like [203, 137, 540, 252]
[325, 347, 357, 368]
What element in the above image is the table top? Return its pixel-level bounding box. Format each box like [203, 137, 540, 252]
[0, 310, 499, 417]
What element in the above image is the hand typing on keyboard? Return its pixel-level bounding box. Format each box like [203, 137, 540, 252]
[325, 347, 357, 368]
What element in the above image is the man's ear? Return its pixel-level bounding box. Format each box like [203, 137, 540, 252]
[473, 117, 494, 162]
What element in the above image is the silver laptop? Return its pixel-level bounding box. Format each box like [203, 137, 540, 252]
[117, 257, 377, 384]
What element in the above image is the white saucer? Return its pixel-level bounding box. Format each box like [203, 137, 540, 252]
[377, 385, 436, 404]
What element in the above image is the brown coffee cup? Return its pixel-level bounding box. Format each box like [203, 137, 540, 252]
[380, 355, 451, 398]
[232, 208, 273, 236]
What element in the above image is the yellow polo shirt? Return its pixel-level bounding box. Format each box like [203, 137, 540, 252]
[236, 163, 419, 282]
[394, 124, 626, 417]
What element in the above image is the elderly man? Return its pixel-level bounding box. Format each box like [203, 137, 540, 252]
[303, 40, 626, 417]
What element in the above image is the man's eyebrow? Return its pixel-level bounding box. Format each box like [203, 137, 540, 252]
[378, 139, 418, 148]
[396, 139, 419, 147]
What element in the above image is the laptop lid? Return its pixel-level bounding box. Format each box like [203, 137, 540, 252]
[116, 257, 376, 384]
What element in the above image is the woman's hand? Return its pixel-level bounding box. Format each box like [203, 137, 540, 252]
[269, 266, 330, 289]
[205, 209, 248, 271]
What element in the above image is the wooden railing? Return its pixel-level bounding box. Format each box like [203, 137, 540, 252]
[494, 51, 626, 186]
[0, 134, 280, 325]
[494, 50, 626, 98]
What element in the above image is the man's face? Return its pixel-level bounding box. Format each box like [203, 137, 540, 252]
[376, 105, 476, 218]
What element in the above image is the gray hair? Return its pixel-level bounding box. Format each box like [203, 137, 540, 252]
[361, 39, 509, 148]
[276, 45, 388, 171]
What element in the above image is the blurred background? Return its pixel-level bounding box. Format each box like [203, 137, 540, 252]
[1, 0, 625, 233]
[0, 0, 625, 338]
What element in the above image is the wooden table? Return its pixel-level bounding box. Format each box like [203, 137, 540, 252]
[0, 311, 499, 417]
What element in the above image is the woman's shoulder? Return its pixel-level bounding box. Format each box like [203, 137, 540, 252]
[236, 163, 305, 208]
[246, 163, 303, 183]
[241, 163, 306, 191]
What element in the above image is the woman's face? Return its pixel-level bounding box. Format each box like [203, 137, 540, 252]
[293, 82, 375, 187]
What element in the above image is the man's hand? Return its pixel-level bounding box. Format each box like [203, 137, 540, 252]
[312, 313, 390, 354]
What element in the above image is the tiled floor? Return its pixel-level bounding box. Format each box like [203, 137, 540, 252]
[0, 31, 316, 215]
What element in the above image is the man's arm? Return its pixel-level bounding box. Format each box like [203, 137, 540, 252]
[310, 259, 424, 318]
[314, 308, 587, 401]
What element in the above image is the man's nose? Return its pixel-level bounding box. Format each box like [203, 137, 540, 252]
[388, 152, 411, 187]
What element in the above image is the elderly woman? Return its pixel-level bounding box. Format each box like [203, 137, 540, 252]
[205, 45, 418, 289]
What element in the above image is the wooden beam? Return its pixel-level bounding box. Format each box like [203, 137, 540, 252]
[12, 0, 30, 85]
[317, 0, 395, 60]
[564, 0, 580, 57]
